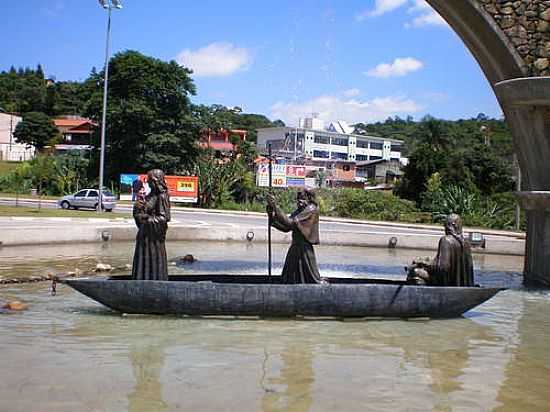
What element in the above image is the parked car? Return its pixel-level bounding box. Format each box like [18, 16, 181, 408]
[58, 189, 117, 212]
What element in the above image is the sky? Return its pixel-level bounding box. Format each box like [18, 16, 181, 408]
[0, 0, 503, 126]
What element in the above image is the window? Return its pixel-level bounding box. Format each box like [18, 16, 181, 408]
[87, 190, 99, 197]
[331, 137, 348, 146]
[313, 150, 329, 158]
[391, 144, 401, 152]
[266, 139, 284, 150]
[370, 142, 383, 150]
[330, 152, 348, 160]
[356, 154, 369, 161]
[75, 190, 87, 197]
[342, 165, 351, 172]
[356, 140, 369, 149]
[370, 155, 382, 160]
[314, 134, 330, 144]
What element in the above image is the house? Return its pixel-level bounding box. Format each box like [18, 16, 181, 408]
[53, 116, 97, 153]
[199, 129, 247, 154]
[356, 158, 404, 184]
[0, 112, 34, 161]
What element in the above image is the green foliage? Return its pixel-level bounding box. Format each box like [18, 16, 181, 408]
[13, 112, 59, 152]
[330, 188, 419, 221]
[53, 151, 90, 194]
[0, 153, 91, 196]
[422, 184, 518, 229]
[84, 50, 199, 180]
[0, 65, 47, 113]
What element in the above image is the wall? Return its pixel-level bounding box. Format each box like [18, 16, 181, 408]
[479, 0, 550, 76]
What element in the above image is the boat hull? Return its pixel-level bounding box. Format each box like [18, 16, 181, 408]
[64, 276, 503, 318]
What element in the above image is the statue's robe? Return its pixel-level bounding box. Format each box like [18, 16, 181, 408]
[431, 235, 474, 286]
[132, 192, 171, 280]
[270, 203, 323, 284]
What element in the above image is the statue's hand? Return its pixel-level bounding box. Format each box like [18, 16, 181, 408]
[266, 193, 276, 206]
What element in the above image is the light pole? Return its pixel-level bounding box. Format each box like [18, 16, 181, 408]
[97, 0, 122, 212]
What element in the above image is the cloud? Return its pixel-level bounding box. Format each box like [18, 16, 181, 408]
[405, 10, 447, 28]
[356, 0, 408, 20]
[356, 0, 447, 28]
[365, 57, 424, 78]
[176, 42, 251, 77]
[343, 88, 361, 97]
[270, 95, 422, 125]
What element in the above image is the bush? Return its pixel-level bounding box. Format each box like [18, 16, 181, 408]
[330, 188, 419, 221]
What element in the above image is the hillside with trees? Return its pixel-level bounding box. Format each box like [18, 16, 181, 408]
[0, 52, 521, 229]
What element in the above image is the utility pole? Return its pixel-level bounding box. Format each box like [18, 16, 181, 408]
[97, 0, 122, 213]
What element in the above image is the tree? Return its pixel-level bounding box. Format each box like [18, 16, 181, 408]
[13, 112, 59, 152]
[395, 143, 449, 202]
[84, 50, 199, 180]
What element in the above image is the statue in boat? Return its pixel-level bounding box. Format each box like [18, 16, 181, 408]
[132, 169, 171, 280]
[407, 214, 474, 286]
[266, 189, 326, 284]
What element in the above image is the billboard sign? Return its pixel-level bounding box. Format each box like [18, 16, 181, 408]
[256, 164, 287, 188]
[120, 174, 198, 203]
[256, 164, 307, 188]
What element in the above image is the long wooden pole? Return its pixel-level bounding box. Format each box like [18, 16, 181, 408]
[268, 143, 273, 279]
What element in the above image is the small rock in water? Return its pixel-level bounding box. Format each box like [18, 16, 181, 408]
[95, 263, 113, 272]
[2, 301, 29, 311]
[180, 254, 196, 264]
[125, 264, 132, 270]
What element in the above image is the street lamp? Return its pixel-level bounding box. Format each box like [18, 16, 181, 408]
[97, 0, 122, 212]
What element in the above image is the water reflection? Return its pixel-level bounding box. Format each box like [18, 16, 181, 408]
[128, 345, 167, 412]
[495, 292, 550, 411]
[261, 344, 314, 412]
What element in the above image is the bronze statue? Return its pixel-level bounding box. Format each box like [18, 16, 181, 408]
[407, 214, 474, 286]
[266, 189, 326, 284]
[132, 169, 171, 280]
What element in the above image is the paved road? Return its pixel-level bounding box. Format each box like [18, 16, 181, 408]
[0, 198, 444, 235]
[0, 197, 524, 243]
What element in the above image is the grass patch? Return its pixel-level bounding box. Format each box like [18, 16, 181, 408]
[0, 161, 20, 175]
[0, 192, 59, 200]
[0, 205, 131, 219]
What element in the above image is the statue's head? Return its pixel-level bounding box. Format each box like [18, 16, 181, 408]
[297, 188, 317, 208]
[444, 213, 463, 237]
[147, 169, 168, 194]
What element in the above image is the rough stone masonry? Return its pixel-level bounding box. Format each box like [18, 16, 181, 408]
[479, 0, 550, 76]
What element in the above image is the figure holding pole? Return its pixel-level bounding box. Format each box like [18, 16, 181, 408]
[266, 189, 326, 284]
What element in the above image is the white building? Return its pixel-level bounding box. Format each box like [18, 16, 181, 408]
[0, 112, 34, 161]
[256, 126, 405, 164]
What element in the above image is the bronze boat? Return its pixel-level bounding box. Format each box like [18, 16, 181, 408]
[63, 275, 503, 318]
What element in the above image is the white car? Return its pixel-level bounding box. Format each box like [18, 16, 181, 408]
[58, 189, 117, 212]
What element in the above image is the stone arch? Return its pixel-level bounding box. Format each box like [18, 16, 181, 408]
[425, 1, 550, 285]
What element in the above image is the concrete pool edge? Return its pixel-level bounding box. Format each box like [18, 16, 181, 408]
[0, 222, 525, 256]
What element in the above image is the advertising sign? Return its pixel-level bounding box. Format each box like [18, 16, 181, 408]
[120, 174, 198, 203]
[256, 164, 287, 188]
[286, 165, 306, 187]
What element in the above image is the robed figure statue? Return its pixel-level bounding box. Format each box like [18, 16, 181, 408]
[132, 169, 171, 280]
[407, 214, 474, 286]
[266, 189, 325, 284]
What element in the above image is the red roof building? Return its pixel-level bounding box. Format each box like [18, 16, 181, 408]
[53, 117, 97, 151]
[200, 129, 247, 153]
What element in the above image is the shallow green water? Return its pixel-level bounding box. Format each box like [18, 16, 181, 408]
[1, 242, 548, 411]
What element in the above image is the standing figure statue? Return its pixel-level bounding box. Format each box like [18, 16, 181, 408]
[132, 169, 171, 280]
[407, 214, 474, 286]
[266, 189, 326, 284]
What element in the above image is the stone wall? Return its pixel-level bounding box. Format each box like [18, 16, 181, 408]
[479, 0, 550, 76]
